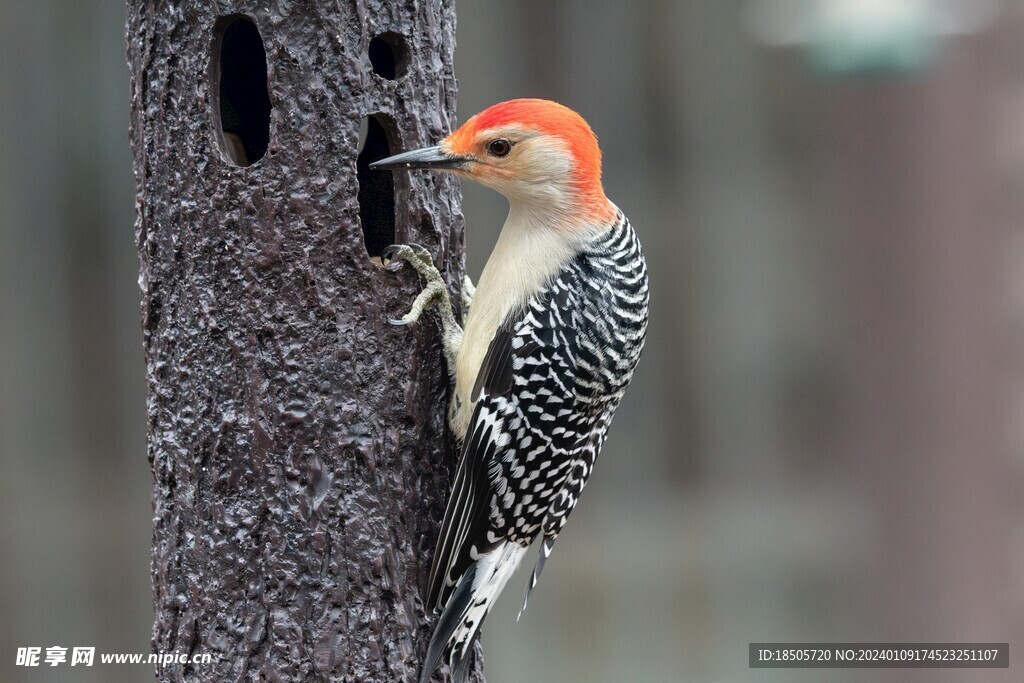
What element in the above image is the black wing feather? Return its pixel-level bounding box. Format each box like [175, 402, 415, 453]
[425, 311, 538, 612]
[471, 316, 518, 401]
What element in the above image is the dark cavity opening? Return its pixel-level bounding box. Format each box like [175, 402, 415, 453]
[356, 115, 397, 260]
[368, 32, 409, 80]
[213, 16, 271, 166]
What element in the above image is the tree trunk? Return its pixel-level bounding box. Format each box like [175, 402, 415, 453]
[825, 42, 1008, 682]
[126, 1, 475, 680]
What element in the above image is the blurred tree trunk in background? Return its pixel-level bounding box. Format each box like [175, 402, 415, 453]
[826, 40, 1009, 681]
[0, 3, 152, 680]
[126, 1, 475, 680]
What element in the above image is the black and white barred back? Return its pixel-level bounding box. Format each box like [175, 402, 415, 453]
[421, 211, 648, 682]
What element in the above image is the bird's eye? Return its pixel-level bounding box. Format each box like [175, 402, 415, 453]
[487, 139, 512, 157]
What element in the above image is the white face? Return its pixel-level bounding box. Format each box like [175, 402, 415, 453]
[443, 127, 577, 208]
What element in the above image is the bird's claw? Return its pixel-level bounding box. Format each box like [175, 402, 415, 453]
[384, 243, 451, 327]
[381, 243, 434, 274]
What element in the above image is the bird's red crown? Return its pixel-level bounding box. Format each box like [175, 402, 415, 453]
[446, 99, 611, 219]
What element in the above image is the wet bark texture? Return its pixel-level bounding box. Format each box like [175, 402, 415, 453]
[126, 1, 478, 680]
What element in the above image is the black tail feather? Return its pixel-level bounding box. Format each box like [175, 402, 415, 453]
[419, 564, 477, 683]
[450, 645, 474, 683]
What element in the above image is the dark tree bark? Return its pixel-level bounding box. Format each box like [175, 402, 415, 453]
[126, 1, 477, 680]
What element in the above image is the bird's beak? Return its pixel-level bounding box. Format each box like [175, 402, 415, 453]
[369, 145, 470, 172]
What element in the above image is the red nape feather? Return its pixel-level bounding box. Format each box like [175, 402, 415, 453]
[446, 99, 614, 221]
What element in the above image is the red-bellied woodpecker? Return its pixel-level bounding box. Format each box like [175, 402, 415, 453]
[371, 99, 649, 683]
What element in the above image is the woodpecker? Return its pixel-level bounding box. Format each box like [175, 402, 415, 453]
[371, 99, 649, 683]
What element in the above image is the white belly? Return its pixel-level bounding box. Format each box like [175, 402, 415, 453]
[450, 209, 588, 439]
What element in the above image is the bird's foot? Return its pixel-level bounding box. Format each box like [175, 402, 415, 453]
[462, 274, 476, 315]
[383, 244, 455, 328]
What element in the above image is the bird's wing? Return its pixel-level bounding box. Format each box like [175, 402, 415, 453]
[426, 218, 647, 613]
[425, 309, 538, 611]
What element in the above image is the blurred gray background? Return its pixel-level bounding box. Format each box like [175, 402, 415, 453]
[2, 1, 1023, 681]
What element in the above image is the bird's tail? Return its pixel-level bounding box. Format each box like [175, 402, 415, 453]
[419, 542, 527, 683]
